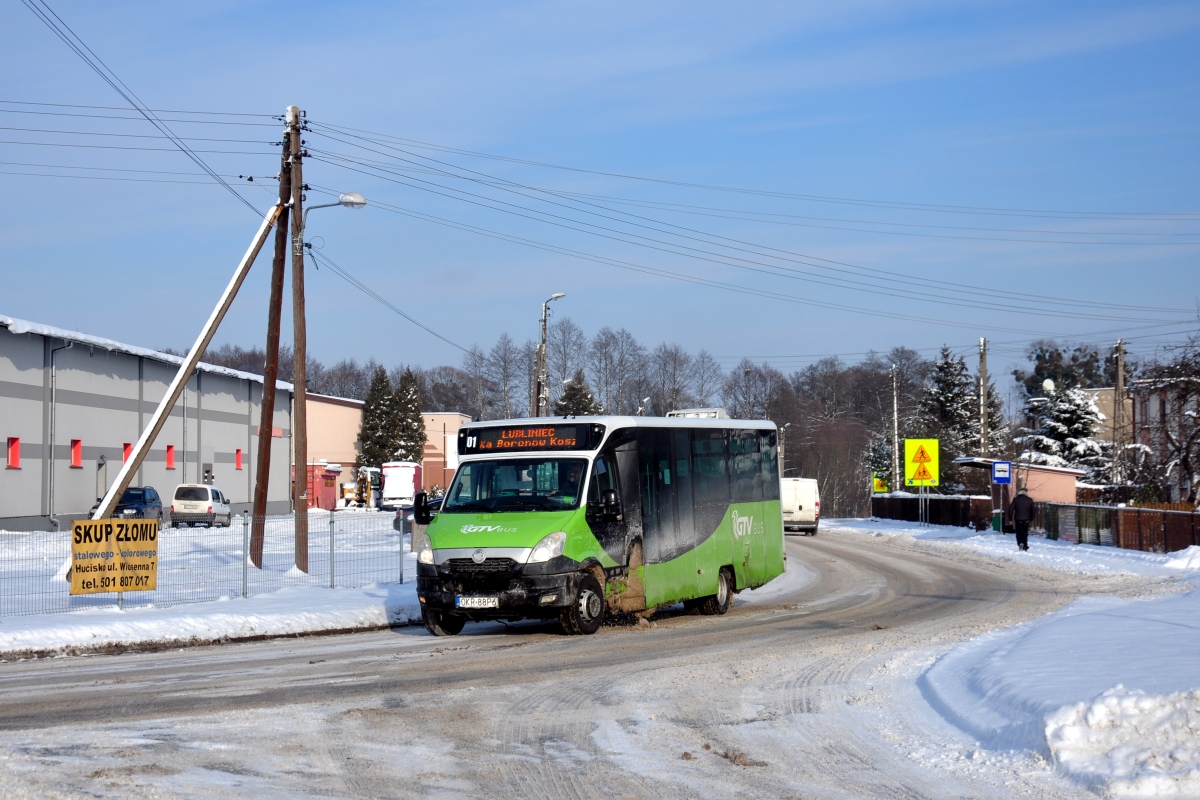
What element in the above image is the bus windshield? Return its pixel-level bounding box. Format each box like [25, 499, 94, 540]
[443, 457, 588, 513]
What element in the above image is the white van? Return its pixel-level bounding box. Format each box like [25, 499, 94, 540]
[380, 461, 422, 510]
[170, 484, 232, 527]
[781, 477, 820, 535]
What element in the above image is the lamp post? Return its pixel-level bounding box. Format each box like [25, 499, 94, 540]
[780, 422, 792, 477]
[534, 292, 565, 417]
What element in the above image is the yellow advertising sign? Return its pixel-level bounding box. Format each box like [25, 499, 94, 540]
[70, 519, 159, 595]
[904, 439, 940, 487]
[873, 474, 889, 493]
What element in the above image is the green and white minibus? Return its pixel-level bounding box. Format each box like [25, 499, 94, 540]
[414, 416, 784, 636]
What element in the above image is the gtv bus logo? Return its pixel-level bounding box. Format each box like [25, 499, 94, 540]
[731, 511, 754, 538]
[459, 524, 517, 533]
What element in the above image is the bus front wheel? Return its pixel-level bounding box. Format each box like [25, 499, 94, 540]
[699, 568, 732, 616]
[423, 608, 465, 637]
[561, 574, 605, 635]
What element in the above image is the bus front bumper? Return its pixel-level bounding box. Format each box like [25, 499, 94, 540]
[416, 564, 582, 620]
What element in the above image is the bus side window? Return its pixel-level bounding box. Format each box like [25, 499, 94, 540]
[760, 430, 780, 500]
[691, 429, 728, 542]
[729, 430, 762, 503]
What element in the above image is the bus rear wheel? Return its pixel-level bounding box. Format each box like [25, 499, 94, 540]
[560, 574, 605, 635]
[699, 567, 732, 616]
[423, 608, 465, 637]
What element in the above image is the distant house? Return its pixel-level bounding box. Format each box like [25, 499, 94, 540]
[1130, 377, 1198, 503]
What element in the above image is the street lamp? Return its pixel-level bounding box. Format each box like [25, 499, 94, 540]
[534, 292, 566, 417]
[780, 422, 792, 477]
[302, 192, 367, 231]
[637, 397, 651, 416]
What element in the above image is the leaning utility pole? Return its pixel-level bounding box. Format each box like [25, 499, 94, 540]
[1113, 339, 1126, 484]
[979, 337, 989, 455]
[250, 108, 294, 567]
[288, 105, 309, 571]
[891, 363, 900, 488]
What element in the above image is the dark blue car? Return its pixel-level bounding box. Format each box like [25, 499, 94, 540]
[90, 486, 164, 522]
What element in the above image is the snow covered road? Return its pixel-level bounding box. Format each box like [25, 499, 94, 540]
[0, 529, 1180, 799]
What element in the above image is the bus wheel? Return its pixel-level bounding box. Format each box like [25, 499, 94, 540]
[423, 608, 465, 637]
[699, 568, 732, 616]
[561, 574, 605, 635]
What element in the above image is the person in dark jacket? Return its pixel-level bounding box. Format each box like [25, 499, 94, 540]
[1010, 487, 1035, 551]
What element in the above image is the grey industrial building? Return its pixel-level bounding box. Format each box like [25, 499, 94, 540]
[1, 314, 294, 530]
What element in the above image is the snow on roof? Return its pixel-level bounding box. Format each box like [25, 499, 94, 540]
[0, 312, 293, 390]
[953, 456, 1087, 476]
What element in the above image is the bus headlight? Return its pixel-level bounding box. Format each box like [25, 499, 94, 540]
[529, 531, 566, 563]
[416, 532, 434, 565]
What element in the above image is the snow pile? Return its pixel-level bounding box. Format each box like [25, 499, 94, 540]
[0, 582, 421, 657]
[1166, 546, 1200, 571]
[1045, 685, 1200, 797]
[825, 517, 1192, 579]
[918, 576, 1200, 795]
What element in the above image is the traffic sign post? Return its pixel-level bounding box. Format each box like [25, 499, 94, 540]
[904, 439, 939, 487]
[904, 439, 939, 526]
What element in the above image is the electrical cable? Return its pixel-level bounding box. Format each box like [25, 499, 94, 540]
[0, 125, 274, 144]
[308, 151, 1187, 324]
[19, 0, 262, 214]
[308, 185, 1199, 340]
[0, 107, 279, 126]
[305, 248, 469, 353]
[0, 98, 273, 117]
[0, 139, 276, 154]
[309, 120, 1200, 221]
[307, 138, 1192, 315]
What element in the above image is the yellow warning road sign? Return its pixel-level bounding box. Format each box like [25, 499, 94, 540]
[873, 474, 889, 493]
[904, 439, 940, 486]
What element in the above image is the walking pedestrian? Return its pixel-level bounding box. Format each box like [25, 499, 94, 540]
[1010, 487, 1035, 552]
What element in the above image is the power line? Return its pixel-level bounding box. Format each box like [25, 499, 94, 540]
[309, 120, 1200, 222]
[19, 0, 261, 214]
[0, 98, 273, 117]
[305, 248, 469, 353]
[0, 107, 279, 126]
[0, 125, 273, 143]
[309, 184, 1197, 340]
[0, 139, 276, 154]
[304, 135, 1192, 315]
[308, 149, 1188, 324]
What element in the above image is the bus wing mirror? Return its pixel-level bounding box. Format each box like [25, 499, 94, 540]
[414, 492, 431, 525]
[600, 489, 619, 512]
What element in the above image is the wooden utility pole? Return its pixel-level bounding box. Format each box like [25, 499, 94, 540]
[1114, 339, 1126, 484]
[249, 108, 293, 567]
[979, 337, 989, 455]
[891, 363, 900, 488]
[288, 104, 309, 571]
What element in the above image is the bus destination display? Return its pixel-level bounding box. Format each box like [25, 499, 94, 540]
[459, 424, 603, 455]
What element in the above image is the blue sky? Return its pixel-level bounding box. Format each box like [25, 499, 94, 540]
[2, 1, 1197, 385]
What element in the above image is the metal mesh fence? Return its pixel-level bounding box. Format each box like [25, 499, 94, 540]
[0, 510, 407, 617]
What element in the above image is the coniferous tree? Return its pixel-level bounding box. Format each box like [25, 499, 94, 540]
[393, 367, 426, 463]
[1020, 386, 1105, 475]
[554, 370, 603, 416]
[357, 366, 398, 470]
[918, 347, 975, 489]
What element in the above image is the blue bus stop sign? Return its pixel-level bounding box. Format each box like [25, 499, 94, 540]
[992, 461, 1012, 485]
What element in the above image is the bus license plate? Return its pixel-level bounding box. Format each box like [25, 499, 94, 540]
[456, 596, 499, 609]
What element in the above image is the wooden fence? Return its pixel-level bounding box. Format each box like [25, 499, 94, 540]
[870, 495, 993, 530]
[871, 497, 1200, 553]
